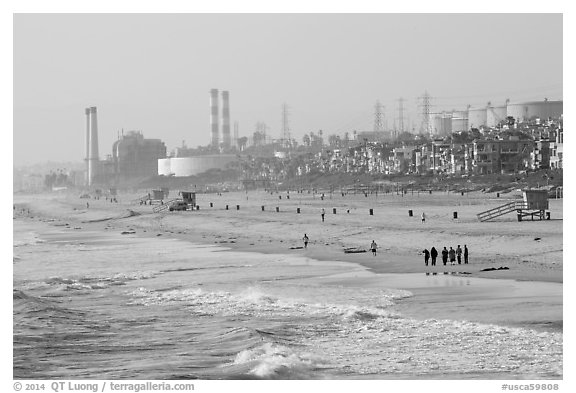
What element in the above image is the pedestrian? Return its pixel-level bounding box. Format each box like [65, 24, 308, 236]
[303, 233, 309, 249]
[421, 212, 426, 223]
[464, 245, 469, 264]
[321, 208, 325, 222]
[370, 240, 378, 256]
[423, 249, 430, 266]
[86, 202, 89, 209]
[449, 247, 456, 265]
[430, 247, 438, 266]
[442, 247, 448, 265]
[456, 245, 463, 264]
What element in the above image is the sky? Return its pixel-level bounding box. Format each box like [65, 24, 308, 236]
[13, 13, 563, 166]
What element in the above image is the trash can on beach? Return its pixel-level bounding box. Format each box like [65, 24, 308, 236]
[369, 209, 373, 216]
[453, 212, 458, 219]
[408, 210, 413, 217]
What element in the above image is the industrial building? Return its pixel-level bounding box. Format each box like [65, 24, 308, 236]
[112, 131, 167, 182]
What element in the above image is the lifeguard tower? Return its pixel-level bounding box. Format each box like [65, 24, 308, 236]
[179, 191, 196, 208]
[477, 189, 550, 222]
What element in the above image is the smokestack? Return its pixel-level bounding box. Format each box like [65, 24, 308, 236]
[221, 91, 231, 149]
[210, 89, 219, 147]
[88, 106, 99, 186]
[85, 108, 91, 185]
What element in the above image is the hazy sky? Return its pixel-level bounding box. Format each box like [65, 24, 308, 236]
[13, 13, 563, 166]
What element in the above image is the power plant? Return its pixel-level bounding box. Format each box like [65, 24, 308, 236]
[221, 90, 231, 149]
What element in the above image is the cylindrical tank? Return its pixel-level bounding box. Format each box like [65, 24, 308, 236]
[487, 104, 507, 127]
[158, 158, 171, 176]
[451, 110, 468, 132]
[467, 106, 487, 129]
[158, 155, 237, 177]
[210, 89, 219, 147]
[506, 100, 563, 122]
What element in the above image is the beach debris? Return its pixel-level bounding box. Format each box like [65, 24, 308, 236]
[290, 246, 304, 250]
[534, 237, 542, 241]
[156, 234, 162, 236]
[121, 230, 136, 235]
[344, 247, 367, 254]
[480, 266, 509, 272]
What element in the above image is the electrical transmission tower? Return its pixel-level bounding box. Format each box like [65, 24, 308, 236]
[373, 100, 385, 132]
[281, 103, 291, 149]
[418, 90, 434, 136]
[397, 97, 406, 134]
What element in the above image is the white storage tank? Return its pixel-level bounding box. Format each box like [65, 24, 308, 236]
[468, 106, 487, 129]
[158, 158, 171, 176]
[158, 155, 238, 177]
[487, 104, 507, 127]
[451, 110, 468, 132]
[506, 100, 563, 122]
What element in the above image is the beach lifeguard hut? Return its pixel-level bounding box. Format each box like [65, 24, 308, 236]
[477, 188, 550, 222]
[517, 189, 549, 221]
[179, 191, 196, 208]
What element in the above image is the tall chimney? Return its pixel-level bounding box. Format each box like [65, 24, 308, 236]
[210, 89, 219, 147]
[221, 90, 231, 149]
[88, 106, 99, 186]
[85, 108, 91, 186]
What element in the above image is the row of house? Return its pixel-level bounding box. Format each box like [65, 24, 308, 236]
[299, 127, 563, 176]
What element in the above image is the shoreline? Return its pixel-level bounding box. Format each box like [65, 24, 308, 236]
[13, 190, 563, 284]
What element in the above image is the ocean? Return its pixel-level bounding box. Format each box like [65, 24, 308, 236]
[13, 218, 563, 379]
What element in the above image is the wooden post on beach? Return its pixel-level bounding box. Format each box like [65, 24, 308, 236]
[261, 205, 265, 211]
[297, 208, 301, 214]
[236, 205, 240, 210]
[408, 210, 413, 217]
[333, 208, 336, 214]
[210, 202, 213, 207]
[226, 205, 229, 210]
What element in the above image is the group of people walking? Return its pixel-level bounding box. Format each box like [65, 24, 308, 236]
[423, 245, 469, 266]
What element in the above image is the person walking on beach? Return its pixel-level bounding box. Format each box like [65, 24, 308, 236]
[430, 247, 438, 266]
[423, 249, 430, 266]
[464, 245, 469, 264]
[442, 247, 448, 265]
[303, 234, 309, 249]
[449, 247, 456, 265]
[86, 202, 89, 209]
[421, 212, 426, 223]
[370, 240, 378, 256]
[321, 208, 325, 222]
[456, 245, 463, 264]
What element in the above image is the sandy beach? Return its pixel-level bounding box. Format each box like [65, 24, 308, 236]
[13, 188, 563, 334]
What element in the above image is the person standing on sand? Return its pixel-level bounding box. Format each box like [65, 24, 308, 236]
[421, 212, 426, 223]
[370, 240, 378, 256]
[86, 202, 89, 209]
[303, 234, 309, 249]
[430, 247, 438, 266]
[442, 247, 448, 265]
[449, 247, 456, 265]
[423, 249, 430, 266]
[456, 245, 463, 264]
[321, 208, 325, 222]
[464, 245, 469, 264]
